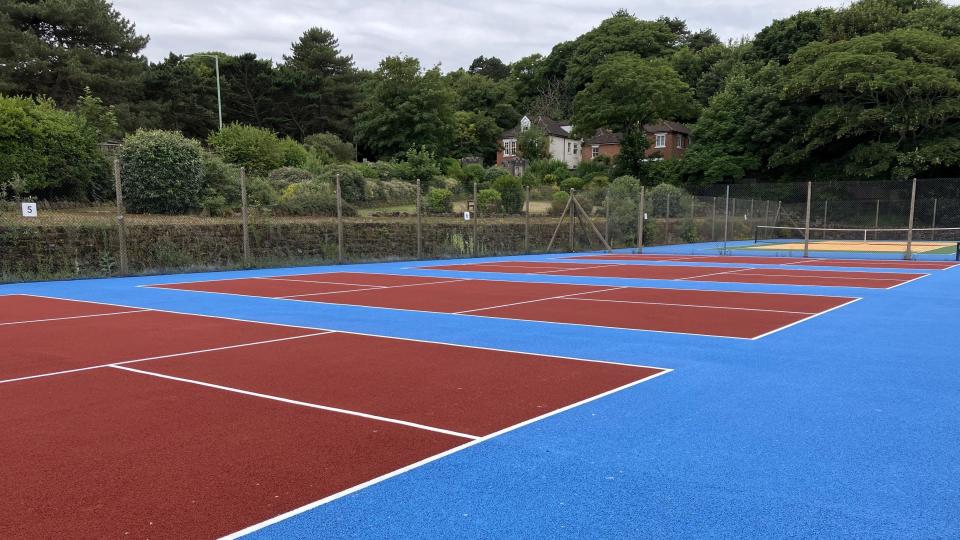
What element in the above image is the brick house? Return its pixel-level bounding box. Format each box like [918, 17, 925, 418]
[497, 115, 691, 171]
[581, 121, 692, 163]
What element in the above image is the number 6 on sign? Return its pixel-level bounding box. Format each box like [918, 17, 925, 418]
[21, 202, 37, 218]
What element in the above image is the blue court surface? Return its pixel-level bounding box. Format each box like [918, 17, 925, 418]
[2, 240, 958, 538]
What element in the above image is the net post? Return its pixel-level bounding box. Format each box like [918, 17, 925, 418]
[803, 181, 812, 258]
[415, 178, 422, 259]
[722, 185, 730, 255]
[637, 185, 645, 254]
[524, 185, 530, 253]
[335, 173, 344, 264]
[754, 226, 759, 244]
[112, 158, 129, 275]
[905, 177, 917, 260]
[956, 241, 959, 262]
[240, 166, 250, 267]
[472, 182, 478, 257]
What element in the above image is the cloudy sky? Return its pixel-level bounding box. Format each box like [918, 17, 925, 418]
[113, 0, 851, 70]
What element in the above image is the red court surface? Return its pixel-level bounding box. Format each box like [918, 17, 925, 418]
[0, 295, 666, 538]
[423, 261, 926, 289]
[150, 273, 858, 339]
[566, 253, 959, 270]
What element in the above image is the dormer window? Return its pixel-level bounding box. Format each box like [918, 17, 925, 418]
[520, 116, 531, 132]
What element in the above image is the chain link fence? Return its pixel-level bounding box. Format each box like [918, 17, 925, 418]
[4, 170, 960, 283]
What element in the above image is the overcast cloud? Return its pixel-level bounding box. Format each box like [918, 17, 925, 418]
[113, 0, 852, 70]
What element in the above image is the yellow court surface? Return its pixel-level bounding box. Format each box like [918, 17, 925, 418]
[747, 240, 956, 254]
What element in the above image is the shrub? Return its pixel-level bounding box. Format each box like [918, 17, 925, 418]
[278, 137, 310, 168]
[200, 153, 241, 216]
[246, 177, 280, 208]
[120, 130, 204, 214]
[401, 146, 441, 184]
[276, 181, 355, 216]
[477, 188, 502, 214]
[528, 159, 570, 183]
[550, 191, 570, 216]
[461, 163, 486, 191]
[304, 132, 355, 163]
[0, 96, 109, 200]
[492, 175, 523, 214]
[607, 176, 641, 243]
[364, 179, 417, 204]
[559, 177, 587, 192]
[268, 167, 314, 190]
[426, 187, 453, 214]
[317, 164, 366, 203]
[207, 123, 283, 175]
[647, 182, 691, 216]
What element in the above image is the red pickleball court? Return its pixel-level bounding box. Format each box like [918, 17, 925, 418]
[565, 253, 959, 270]
[423, 261, 927, 288]
[150, 272, 858, 339]
[0, 294, 666, 538]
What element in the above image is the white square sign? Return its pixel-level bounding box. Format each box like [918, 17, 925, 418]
[21, 202, 37, 218]
[463, 211, 471, 221]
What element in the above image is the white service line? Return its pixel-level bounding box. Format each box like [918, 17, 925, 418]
[560, 296, 819, 315]
[716, 271, 917, 282]
[0, 309, 150, 327]
[0, 331, 333, 386]
[454, 286, 627, 314]
[110, 365, 480, 441]
[533, 264, 629, 274]
[676, 268, 753, 281]
[219, 367, 672, 540]
[749, 297, 863, 340]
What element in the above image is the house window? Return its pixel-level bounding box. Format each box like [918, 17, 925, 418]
[592, 146, 599, 158]
[676, 134, 684, 149]
[655, 133, 666, 148]
[503, 139, 517, 156]
[573, 143, 578, 155]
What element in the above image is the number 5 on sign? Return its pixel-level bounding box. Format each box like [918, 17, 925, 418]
[21, 202, 37, 218]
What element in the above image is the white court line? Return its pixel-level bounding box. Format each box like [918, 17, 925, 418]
[533, 264, 629, 275]
[257, 277, 391, 287]
[219, 367, 672, 540]
[110, 365, 480, 440]
[0, 331, 333, 386]
[713, 271, 921, 282]
[676, 268, 753, 281]
[17, 294, 668, 372]
[749, 297, 863, 340]
[560, 296, 820, 315]
[0, 309, 149, 327]
[454, 286, 627, 314]
[886, 272, 931, 290]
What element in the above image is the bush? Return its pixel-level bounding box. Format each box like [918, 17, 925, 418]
[461, 163, 486, 191]
[120, 130, 204, 214]
[401, 146, 442, 184]
[0, 96, 109, 200]
[304, 132, 355, 163]
[607, 176, 641, 243]
[477, 188, 502, 214]
[426, 187, 453, 214]
[275, 181, 355, 216]
[317, 164, 366, 203]
[647, 182, 691, 216]
[200, 153, 241, 216]
[528, 159, 571, 183]
[278, 137, 310, 168]
[365, 179, 418, 204]
[268, 167, 314, 190]
[492, 176, 523, 214]
[559, 177, 587, 192]
[207, 123, 283, 175]
[550, 191, 570, 216]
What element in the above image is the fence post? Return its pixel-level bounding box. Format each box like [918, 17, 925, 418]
[472, 182, 478, 257]
[665, 193, 671, 244]
[764, 200, 771, 226]
[711, 196, 717, 241]
[569, 188, 576, 253]
[524, 185, 530, 253]
[415, 179, 423, 259]
[822, 199, 829, 239]
[112, 158, 128, 274]
[931, 198, 938, 241]
[604, 185, 610, 248]
[637, 185, 645, 254]
[803, 181, 812, 258]
[874, 199, 881, 240]
[240, 167, 250, 266]
[722, 185, 730, 255]
[905, 178, 917, 260]
[335, 174, 344, 264]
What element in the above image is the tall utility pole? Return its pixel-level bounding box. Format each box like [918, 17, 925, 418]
[188, 54, 223, 129]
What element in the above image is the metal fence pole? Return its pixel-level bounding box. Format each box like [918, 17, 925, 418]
[569, 188, 576, 253]
[711, 196, 717, 241]
[415, 179, 422, 259]
[335, 174, 344, 264]
[822, 199, 829, 239]
[764, 200, 771, 226]
[874, 199, 880, 240]
[604, 185, 610, 248]
[637, 185, 645, 254]
[472, 182, 478, 257]
[722, 185, 730, 255]
[665, 193, 671, 244]
[905, 178, 917, 260]
[803, 181, 812, 257]
[524, 185, 530, 253]
[931, 198, 938, 241]
[240, 166, 250, 266]
[112, 158, 128, 274]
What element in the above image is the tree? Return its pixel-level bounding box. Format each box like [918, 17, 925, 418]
[0, 96, 109, 200]
[304, 132, 355, 162]
[219, 53, 278, 128]
[273, 27, 359, 140]
[452, 111, 500, 163]
[517, 125, 550, 161]
[142, 54, 219, 139]
[75, 87, 120, 142]
[446, 70, 519, 128]
[120, 130, 204, 213]
[751, 8, 838, 64]
[468, 56, 510, 80]
[572, 54, 699, 175]
[354, 56, 456, 159]
[0, 0, 149, 129]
